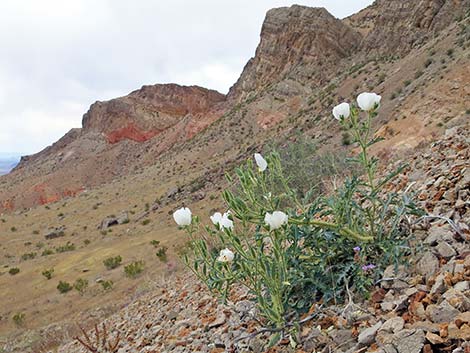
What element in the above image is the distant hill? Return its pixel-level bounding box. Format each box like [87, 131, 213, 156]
[0, 156, 20, 175]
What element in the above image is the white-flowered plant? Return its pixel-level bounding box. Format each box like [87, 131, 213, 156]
[356, 92, 381, 111]
[217, 248, 234, 262]
[264, 211, 288, 230]
[175, 92, 421, 344]
[332, 102, 350, 120]
[172, 207, 192, 226]
[254, 153, 268, 172]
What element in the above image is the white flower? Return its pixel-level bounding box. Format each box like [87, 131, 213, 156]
[264, 211, 288, 230]
[219, 212, 234, 230]
[217, 248, 234, 262]
[173, 207, 192, 226]
[211, 211, 234, 230]
[332, 102, 350, 120]
[254, 153, 267, 172]
[357, 92, 381, 111]
[210, 212, 222, 225]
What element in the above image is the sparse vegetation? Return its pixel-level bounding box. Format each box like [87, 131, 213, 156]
[42, 268, 54, 280]
[21, 252, 36, 261]
[41, 248, 54, 256]
[103, 255, 122, 270]
[12, 312, 26, 327]
[8, 267, 20, 275]
[57, 281, 73, 294]
[141, 219, 151, 226]
[100, 280, 114, 291]
[124, 261, 145, 278]
[156, 247, 168, 262]
[150, 240, 160, 248]
[74, 278, 89, 295]
[55, 242, 75, 253]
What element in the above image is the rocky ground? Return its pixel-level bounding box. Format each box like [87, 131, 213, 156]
[56, 124, 469, 353]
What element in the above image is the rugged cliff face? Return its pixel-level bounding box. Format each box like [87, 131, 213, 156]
[348, 0, 470, 56]
[228, 5, 362, 102]
[1, 0, 469, 212]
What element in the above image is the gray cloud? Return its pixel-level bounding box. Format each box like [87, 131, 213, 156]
[0, 0, 373, 154]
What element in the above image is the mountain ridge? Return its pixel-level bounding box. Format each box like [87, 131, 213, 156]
[1, 0, 469, 212]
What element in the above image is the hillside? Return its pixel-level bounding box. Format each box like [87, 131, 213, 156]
[0, 0, 470, 352]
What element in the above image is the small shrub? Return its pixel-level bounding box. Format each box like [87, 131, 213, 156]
[74, 278, 89, 295]
[103, 256, 122, 270]
[141, 219, 151, 226]
[156, 247, 168, 263]
[124, 261, 145, 278]
[42, 268, 54, 280]
[9, 267, 20, 275]
[447, 48, 454, 56]
[424, 58, 433, 67]
[32, 230, 40, 235]
[41, 249, 54, 256]
[404, 79, 412, 87]
[21, 252, 36, 261]
[55, 242, 75, 253]
[57, 281, 73, 294]
[100, 280, 114, 291]
[84, 239, 91, 245]
[12, 312, 26, 327]
[11, 227, 17, 232]
[150, 240, 160, 248]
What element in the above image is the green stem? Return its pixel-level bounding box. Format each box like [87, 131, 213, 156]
[289, 218, 373, 242]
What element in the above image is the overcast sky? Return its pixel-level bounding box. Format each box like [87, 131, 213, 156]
[0, 0, 373, 156]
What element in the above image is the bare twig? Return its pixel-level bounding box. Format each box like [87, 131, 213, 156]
[414, 214, 465, 238]
[74, 323, 120, 353]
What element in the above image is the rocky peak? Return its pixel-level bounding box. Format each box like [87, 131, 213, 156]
[228, 5, 362, 101]
[82, 84, 226, 143]
[348, 0, 470, 56]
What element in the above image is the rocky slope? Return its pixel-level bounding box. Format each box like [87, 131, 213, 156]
[57, 124, 470, 353]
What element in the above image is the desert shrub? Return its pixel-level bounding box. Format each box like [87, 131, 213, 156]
[55, 242, 75, 253]
[141, 219, 151, 226]
[266, 135, 353, 199]
[9, 267, 20, 275]
[41, 248, 54, 256]
[21, 252, 36, 261]
[100, 280, 114, 291]
[124, 261, 144, 278]
[57, 281, 73, 293]
[175, 93, 422, 341]
[12, 312, 26, 327]
[103, 255, 122, 270]
[74, 278, 89, 295]
[32, 230, 40, 235]
[84, 239, 91, 245]
[11, 227, 17, 232]
[42, 268, 54, 280]
[150, 240, 160, 248]
[156, 247, 168, 262]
